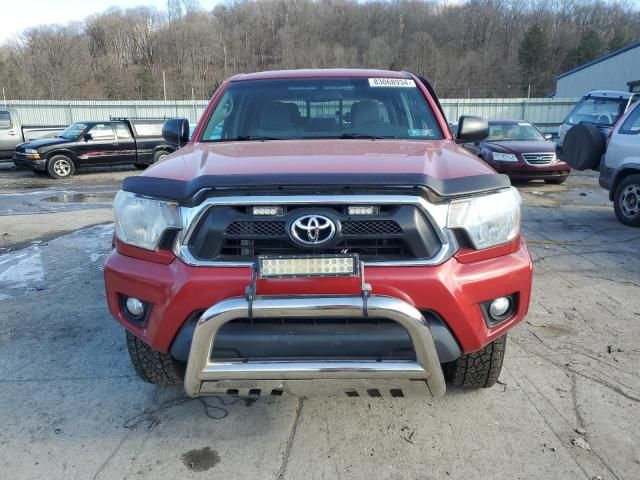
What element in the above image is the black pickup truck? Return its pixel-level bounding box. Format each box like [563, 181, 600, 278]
[13, 118, 176, 178]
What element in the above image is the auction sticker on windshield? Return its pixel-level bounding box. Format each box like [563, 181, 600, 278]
[368, 78, 416, 87]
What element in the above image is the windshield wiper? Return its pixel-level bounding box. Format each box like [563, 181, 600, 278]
[339, 133, 394, 139]
[231, 135, 282, 141]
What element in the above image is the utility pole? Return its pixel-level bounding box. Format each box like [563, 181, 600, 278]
[2, 87, 6, 107]
[163, 71, 167, 102]
[527, 84, 531, 99]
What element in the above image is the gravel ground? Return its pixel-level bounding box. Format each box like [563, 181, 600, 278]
[0, 166, 638, 479]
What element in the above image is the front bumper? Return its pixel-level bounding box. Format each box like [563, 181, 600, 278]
[491, 160, 570, 180]
[13, 156, 46, 170]
[185, 295, 446, 398]
[104, 241, 532, 356]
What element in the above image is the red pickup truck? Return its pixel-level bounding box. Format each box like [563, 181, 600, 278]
[104, 69, 532, 398]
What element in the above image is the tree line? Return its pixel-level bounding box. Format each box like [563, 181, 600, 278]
[1, 0, 638, 100]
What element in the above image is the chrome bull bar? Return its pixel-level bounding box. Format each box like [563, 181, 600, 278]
[184, 294, 447, 398]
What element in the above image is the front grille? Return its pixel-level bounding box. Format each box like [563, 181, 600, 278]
[219, 237, 408, 259]
[225, 221, 285, 236]
[522, 153, 555, 165]
[342, 220, 401, 235]
[187, 204, 441, 262]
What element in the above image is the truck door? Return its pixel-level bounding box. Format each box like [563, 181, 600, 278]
[76, 123, 119, 166]
[0, 110, 18, 159]
[114, 122, 137, 165]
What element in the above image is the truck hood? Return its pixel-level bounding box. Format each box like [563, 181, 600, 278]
[18, 137, 71, 150]
[145, 139, 495, 181]
[125, 139, 509, 203]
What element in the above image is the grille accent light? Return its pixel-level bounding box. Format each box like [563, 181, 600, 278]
[251, 206, 284, 216]
[347, 206, 379, 216]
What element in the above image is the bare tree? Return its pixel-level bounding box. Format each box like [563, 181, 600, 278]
[0, 0, 638, 100]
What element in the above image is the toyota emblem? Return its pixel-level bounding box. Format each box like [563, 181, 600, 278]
[290, 214, 336, 246]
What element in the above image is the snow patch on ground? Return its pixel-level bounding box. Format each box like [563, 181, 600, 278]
[0, 248, 44, 289]
[0, 223, 114, 298]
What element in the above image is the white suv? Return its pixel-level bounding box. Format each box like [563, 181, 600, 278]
[600, 101, 640, 226]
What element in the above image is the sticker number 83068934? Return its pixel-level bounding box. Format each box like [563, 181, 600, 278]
[368, 78, 416, 87]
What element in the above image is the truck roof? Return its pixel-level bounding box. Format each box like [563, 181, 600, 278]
[230, 68, 412, 82]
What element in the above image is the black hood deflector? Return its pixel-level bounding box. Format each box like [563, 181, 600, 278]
[122, 173, 511, 205]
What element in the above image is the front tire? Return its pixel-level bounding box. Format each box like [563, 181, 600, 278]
[613, 174, 640, 227]
[125, 331, 184, 385]
[47, 155, 75, 179]
[445, 334, 506, 389]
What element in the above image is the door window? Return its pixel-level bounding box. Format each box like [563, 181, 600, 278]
[0, 112, 11, 129]
[88, 123, 115, 140]
[114, 123, 133, 139]
[619, 105, 640, 135]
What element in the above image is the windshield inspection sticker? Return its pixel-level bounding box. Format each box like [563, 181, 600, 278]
[408, 129, 433, 137]
[369, 78, 416, 87]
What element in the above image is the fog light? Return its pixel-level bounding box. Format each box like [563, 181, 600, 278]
[125, 297, 145, 317]
[489, 297, 511, 319]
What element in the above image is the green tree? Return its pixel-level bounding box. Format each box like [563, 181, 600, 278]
[566, 30, 605, 70]
[518, 25, 549, 96]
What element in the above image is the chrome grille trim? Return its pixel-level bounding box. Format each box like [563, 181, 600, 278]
[173, 194, 460, 267]
[522, 152, 555, 165]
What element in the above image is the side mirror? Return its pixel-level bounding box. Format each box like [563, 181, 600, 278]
[455, 116, 489, 144]
[544, 133, 553, 141]
[83, 133, 93, 141]
[162, 118, 190, 147]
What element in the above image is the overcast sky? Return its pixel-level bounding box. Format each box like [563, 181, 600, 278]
[1, 0, 222, 44]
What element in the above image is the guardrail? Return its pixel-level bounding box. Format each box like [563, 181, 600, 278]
[3, 97, 578, 135]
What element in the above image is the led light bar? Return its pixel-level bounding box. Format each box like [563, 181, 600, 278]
[251, 206, 284, 216]
[258, 255, 359, 278]
[347, 206, 379, 216]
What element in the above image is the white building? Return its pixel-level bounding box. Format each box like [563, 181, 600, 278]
[555, 42, 640, 97]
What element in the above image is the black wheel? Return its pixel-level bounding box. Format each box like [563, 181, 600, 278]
[47, 155, 75, 179]
[545, 176, 568, 185]
[613, 174, 640, 227]
[125, 331, 184, 385]
[445, 334, 506, 389]
[560, 123, 604, 171]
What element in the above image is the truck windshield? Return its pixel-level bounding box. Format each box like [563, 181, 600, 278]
[58, 123, 88, 140]
[487, 122, 544, 141]
[200, 77, 442, 142]
[565, 97, 631, 127]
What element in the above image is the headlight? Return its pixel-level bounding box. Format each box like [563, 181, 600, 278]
[113, 191, 182, 251]
[492, 152, 518, 162]
[25, 148, 39, 154]
[447, 188, 521, 250]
